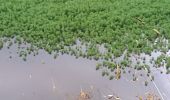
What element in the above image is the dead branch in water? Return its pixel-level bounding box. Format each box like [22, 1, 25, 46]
[116, 64, 121, 80]
[137, 93, 161, 100]
[78, 89, 91, 100]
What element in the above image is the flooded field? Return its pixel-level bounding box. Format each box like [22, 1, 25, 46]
[1, 0, 170, 100]
[0, 42, 170, 100]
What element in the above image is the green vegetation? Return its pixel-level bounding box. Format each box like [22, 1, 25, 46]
[103, 61, 116, 69]
[87, 44, 99, 58]
[19, 51, 27, 61]
[1, 0, 170, 55]
[0, 40, 3, 49]
[155, 54, 166, 67]
[165, 57, 170, 70]
[1, 0, 170, 78]
[96, 63, 102, 70]
[120, 60, 129, 67]
[154, 54, 170, 71]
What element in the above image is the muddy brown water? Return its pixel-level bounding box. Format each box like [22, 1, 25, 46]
[0, 42, 170, 100]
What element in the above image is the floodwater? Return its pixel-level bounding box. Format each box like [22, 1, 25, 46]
[0, 41, 170, 100]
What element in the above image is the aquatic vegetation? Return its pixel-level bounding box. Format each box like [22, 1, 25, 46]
[145, 81, 148, 86]
[109, 75, 114, 80]
[0, 0, 170, 57]
[137, 61, 140, 65]
[19, 51, 27, 57]
[161, 47, 168, 54]
[96, 63, 102, 70]
[93, 54, 100, 60]
[120, 60, 129, 67]
[102, 70, 106, 76]
[133, 77, 137, 81]
[7, 41, 13, 49]
[102, 61, 116, 73]
[104, 53, 112, 60]
[144, 64, 150, 73]
[113, 50, 122, 58]
[142, 47, 153, 55]
[166, 69, 170, 74]
[87, 45, 99, 57]
[142, 60, 146, 64]
[110, 68, 114, 72]
[19, 50, 28, 61]
[53, 53, 58, 59]
[165, 57, 170, 70]
[149, 59, 153, 64]
[0, 40, 3, 49]
[135, 64, 143, 70]
[105, 71, 109, 76]
[0, 0, 170, 82]
[155, 54, 166, 67]
[150, 75, 154, 81]
[22, 56, 27, 61]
